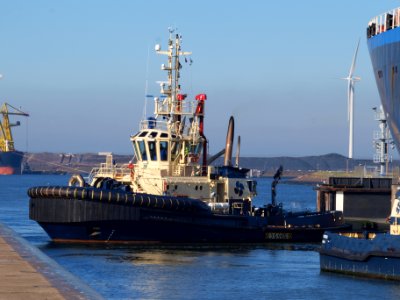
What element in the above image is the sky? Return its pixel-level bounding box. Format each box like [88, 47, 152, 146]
[1, 0, 400, 159]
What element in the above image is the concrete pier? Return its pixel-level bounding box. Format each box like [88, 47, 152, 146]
[0, 224, 103, 300]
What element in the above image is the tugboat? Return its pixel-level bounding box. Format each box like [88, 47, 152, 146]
[28, 29, 348, 243]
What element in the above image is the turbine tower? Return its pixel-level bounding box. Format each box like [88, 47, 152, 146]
[342, 40, 361, 159]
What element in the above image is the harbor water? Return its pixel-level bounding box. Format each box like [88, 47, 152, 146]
[0, 175, 399, 299]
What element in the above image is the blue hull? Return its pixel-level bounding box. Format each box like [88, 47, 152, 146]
[0, 151, 23, 175]
[320, 254, 400, 280]
[368, 26, 400, 150]
[319, 232, 400, 280]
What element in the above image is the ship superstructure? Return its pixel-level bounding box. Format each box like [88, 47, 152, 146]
[0, 103, 29, 174]
[89, 30, 256, 210]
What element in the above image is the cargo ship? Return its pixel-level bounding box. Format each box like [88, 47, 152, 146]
[320, 8, 400, 280]
[0, 103, 29, 175]
[28, 29, 348, 243]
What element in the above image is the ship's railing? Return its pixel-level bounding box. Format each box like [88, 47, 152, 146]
[208, 202, 230, 214]
[154, 98, 198, 116]
[170, 164, 205, 177]
[140, 119, 169, 131]
[373, 153, 392, 164]
[367, 7, 400, 38]
[373, 130, 386, 140]
[374, 111, 386, 121]
[88, 163, 132, 183]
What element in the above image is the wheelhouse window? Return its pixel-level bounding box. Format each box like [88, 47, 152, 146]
[171, 141, 181, 161]
[137, 140, 147, 161]
[149, 132, 158, 138]
[160, 141, 168, 161]
[139, 131, 148, 137]
[133, 141, 141, 161]
[148, 141, 157, 161]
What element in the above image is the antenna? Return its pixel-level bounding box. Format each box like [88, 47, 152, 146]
[143, 46, 151, 121]
[342, 39, 361, 159]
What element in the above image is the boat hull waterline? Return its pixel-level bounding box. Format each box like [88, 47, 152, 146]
[29, 186, 348, 243]
[0, 151, 23, 175]
[320, 232, 400, 280]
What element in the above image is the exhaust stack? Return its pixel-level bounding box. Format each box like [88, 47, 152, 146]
[223, 116, 234, 166]
[235, 136, 241, 167]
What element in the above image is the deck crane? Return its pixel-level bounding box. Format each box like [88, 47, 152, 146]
[0, 103, 29, 152]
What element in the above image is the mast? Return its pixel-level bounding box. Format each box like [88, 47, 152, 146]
[155, 28, 191, 127]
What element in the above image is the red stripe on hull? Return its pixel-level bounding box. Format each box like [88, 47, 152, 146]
[0, 167, 17, 175]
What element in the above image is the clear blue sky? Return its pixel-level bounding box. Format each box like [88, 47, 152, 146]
[1, 1, 399, 158]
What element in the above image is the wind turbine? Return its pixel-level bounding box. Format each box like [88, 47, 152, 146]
[342, 40, 361, 159]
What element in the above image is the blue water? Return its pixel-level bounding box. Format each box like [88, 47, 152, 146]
[1, 175, 399, 299]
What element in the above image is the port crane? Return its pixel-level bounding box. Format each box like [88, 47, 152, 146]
[0, 103, 29, 152]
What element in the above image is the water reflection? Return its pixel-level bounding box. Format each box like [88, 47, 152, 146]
[2, 175, 400, 299]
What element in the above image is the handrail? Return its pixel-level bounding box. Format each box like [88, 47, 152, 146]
[140, 120, 169, 131]
[89, 163, 131, 182]
[367, 7, 400, 38]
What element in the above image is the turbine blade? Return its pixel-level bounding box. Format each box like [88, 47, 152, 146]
[349, 39, 360, 77]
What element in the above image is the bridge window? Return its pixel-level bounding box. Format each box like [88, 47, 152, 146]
[133, 142, 141, 160]
[149, 132, 158, 138]
[160, 141, 168, 161]
[148, 141, 157, 161]
[137, 141, 147, 161]
[171, 141, 181, 160]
